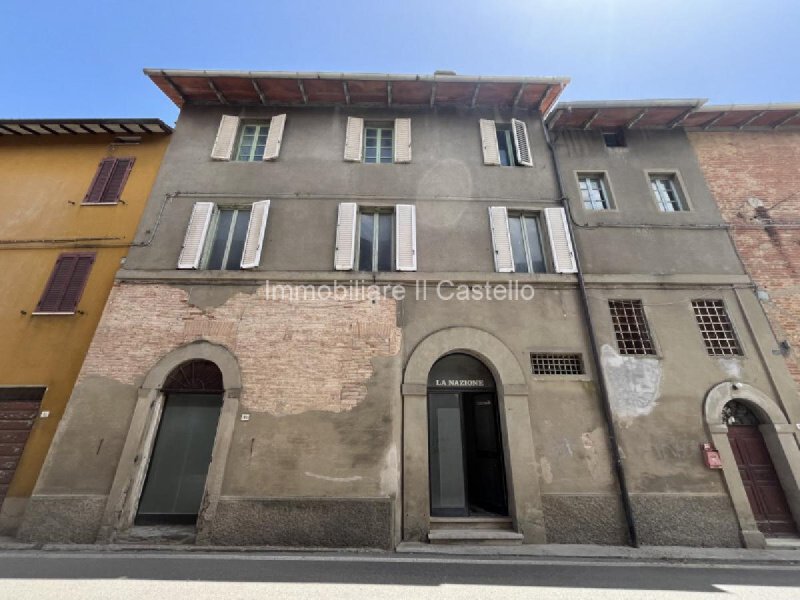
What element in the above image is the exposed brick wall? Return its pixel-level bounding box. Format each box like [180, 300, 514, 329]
[78, 282, 401, 415]
[689, 131, 800, 386]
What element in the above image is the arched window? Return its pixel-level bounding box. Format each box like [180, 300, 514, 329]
[722, 400, 760, 426]
[162, 359, 224, 393]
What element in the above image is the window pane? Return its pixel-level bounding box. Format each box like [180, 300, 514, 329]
[523, 217, 546, 273]
[358, 213, 374, 271]
[508, 216, 528, 273]
[207, 210, 233, 269]
[496, 130, 512, 166]
[224, 209, 251, 270]
[377, 213, 393, 271]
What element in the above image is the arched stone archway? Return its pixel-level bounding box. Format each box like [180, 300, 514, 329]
[99, 341, 241, 542]
[401, 327, 545, 544]
[704, 381, 800, 548]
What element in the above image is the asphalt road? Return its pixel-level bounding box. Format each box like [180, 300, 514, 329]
[0, 550, 799, 599]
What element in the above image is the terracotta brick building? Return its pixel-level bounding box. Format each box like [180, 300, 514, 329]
[688, 117, 800, 387]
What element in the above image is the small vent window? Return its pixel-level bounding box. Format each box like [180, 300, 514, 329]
[530, 353, 585, 375]
[692, 300, 742, 356]
[609, 300, 656, 355]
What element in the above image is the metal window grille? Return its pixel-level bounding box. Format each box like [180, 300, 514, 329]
[692, 300, 742, 356]
[530, 353, 585, 375]
[609, 300, 656, 355]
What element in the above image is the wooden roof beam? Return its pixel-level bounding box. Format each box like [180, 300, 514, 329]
[208, 79, 228, 104]
[667, 106, 696, 128]
[470, 83, 480, 108]
[773, 109, 800, 128]
[582, 110, 600, 130]
[738, 110, 766, 129]
[702, 111, 728, 130]
[161, 74, 187, 104]
[626, 108, 648, 129]
[251, 79, 267, 105]
[513, 83, 527, 109]
[297, 80, 308, 104]
[342, 81, 350, 105]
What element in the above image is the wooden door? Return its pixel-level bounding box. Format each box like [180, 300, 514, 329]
[0, 390, 43, 510]
[728, 425, 797, 536]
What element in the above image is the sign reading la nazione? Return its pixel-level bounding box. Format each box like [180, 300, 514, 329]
[430, 379, 487, 387]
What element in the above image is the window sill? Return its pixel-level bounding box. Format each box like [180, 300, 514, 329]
[81, 201, 120, 206]
[530, 375, 592, 382]
[31, 311, 76, 316]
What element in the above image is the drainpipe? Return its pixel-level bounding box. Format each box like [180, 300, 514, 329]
[543, 125, 639, 547]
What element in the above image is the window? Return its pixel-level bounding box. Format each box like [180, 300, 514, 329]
[650, 174, 687, 212]
[178, 201, 270, 270]
[692, 300, 742, 356]
[358, 209, 393, 271]
[204, 208, 251, 270]
[602, 129, 626, 148]
[83, 158, 135, 204]
[479, 119, 533, 167]
[530, 353, 585, 375]
[235, 122, 270, 161]
[210, 114, 286, 161]
[364, 124, 394, 164]
[578, 174, 612, 210]
[35, 253, 95, 314]
[496, 126, 517, 166]
[508, 213, 546, 273]
[609, 300, 656, 355]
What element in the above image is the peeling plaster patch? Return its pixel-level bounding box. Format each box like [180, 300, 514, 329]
[540, 458, 553, 484]
[717, 358, 743, 379]
[379, 445, 398, 496]
[601, 344, 662, 421]
[304, 472, 363, 483]
[581, 430, 602, 478]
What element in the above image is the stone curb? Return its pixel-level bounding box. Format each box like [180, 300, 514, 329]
[1, 541, 799, 565]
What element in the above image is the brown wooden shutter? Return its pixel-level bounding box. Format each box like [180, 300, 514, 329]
[83, 158, 135, 204]
[83, 159, 116, 203]
[35, 253, 96, 313]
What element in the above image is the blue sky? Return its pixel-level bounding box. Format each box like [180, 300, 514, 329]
[2, 0, 798, 124]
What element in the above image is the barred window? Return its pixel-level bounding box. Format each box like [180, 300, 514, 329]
[530, 353, 585, 375]
[609, 300, 656, 355]
[692, 300, 742, 356]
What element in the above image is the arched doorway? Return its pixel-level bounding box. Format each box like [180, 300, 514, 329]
[723, 400, 797, 537]
[135, 360, 224, 525]
[427, 353, 508, 517]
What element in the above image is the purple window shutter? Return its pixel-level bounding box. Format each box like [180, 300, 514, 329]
[35, 253, 95, 313]
[83, 159, 117, 204]
[100, 158, 135, 203]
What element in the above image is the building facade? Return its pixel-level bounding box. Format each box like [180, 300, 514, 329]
[16, 72, 800, 549]
[0, 120, 171, 534]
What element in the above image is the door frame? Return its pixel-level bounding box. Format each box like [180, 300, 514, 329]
[97, 341, 241, 543]
[401, 327, 545, 544]
[704, 381, 800, 548]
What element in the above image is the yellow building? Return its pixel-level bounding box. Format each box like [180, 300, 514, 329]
[0, 119, 171, 533]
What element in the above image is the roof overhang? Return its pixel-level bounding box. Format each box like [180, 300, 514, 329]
[547, 100, 800, 131]
[547, 99, 707, 130]
[0, 118, 172, 136]
[144, 69, 570, 114]
[681, 104, 800, 130]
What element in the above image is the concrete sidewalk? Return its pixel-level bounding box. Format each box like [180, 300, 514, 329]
[2, 535, 800, 565]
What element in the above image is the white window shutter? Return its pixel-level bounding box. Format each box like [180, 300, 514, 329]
[262, 114, 286, 161]
[480, 119, 501, 166]
[394, 118, 412, 163]
[511, 118, 533, 167]
[395, 204, 417, 271]
[545, 207, 578, 273]
[178, 202, 215, 269]
[334, 202, 358, 270]
[240, 200, 271, 269]
[488, 207, 514, 273]
[343, 117, 364, 162]
[210, 115, 240, 160]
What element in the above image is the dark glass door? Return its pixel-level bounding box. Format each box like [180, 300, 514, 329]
[428, 392, 468, 516]
[428, 391, 508, 517]
[136, 393, 223, 525]
[464, 392, 508, 516]
[728, 425, 797, 536]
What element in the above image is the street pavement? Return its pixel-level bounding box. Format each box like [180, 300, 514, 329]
[0, 550, 799, 599]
